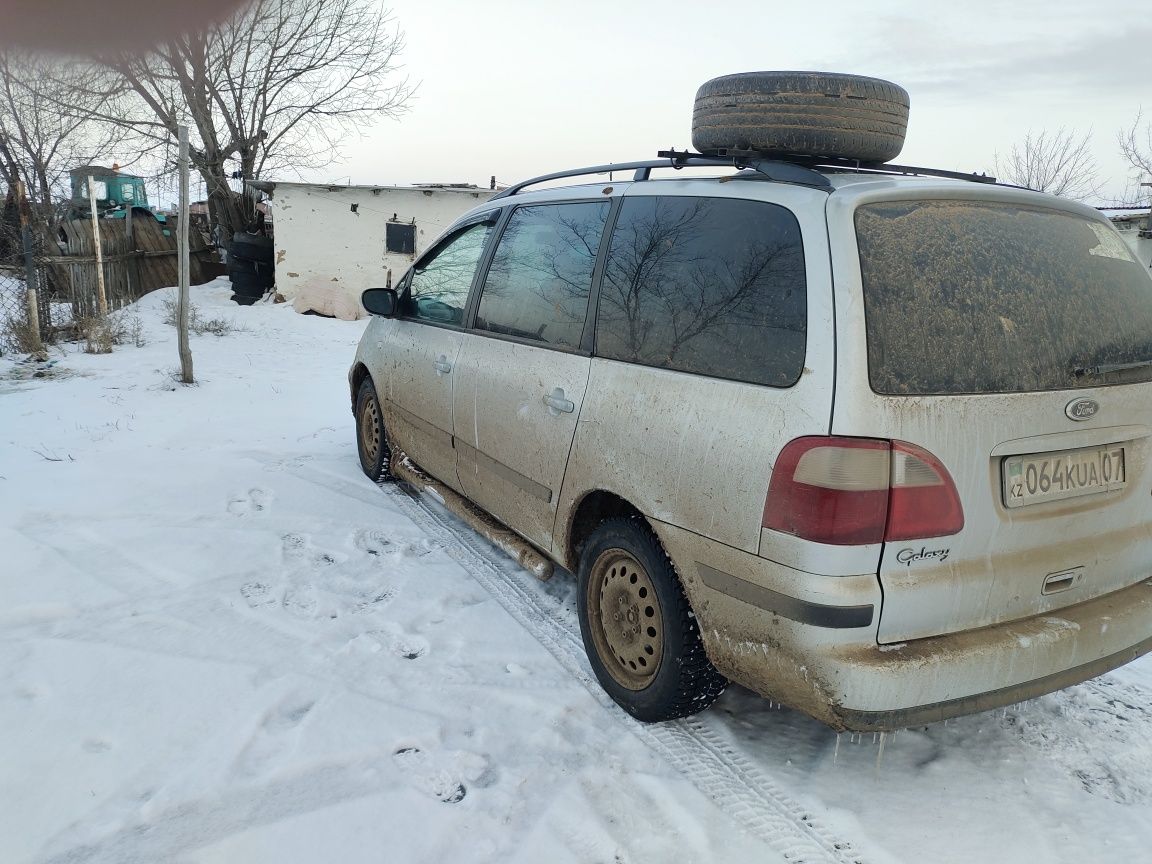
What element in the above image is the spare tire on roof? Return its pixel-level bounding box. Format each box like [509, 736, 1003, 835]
[691, 71, 909, 163]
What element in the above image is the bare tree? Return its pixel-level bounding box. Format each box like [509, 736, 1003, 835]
[82, 0, 414, 237]
[1117, 110, 1152, 206]
[0, 50, 131, 208]
[994, 128, 1103, 201]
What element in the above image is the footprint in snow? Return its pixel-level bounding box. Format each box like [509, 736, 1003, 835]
[235, 697, 317, 777]
[401, 538, 440, 558]
[282, 533, 343, 567]
[282, 584, 320, 618]
[281, 533, 308, 559]
[390, 633, 429, 660]
[240, 581, 277, 608]
[353, 589, 393, 614]
[353, 528, 394, 557]
[392, 747, 466, 803]
[228, 488, 270, 516]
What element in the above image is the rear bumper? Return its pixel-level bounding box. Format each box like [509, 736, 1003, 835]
[836, 627, 1152, 731]
[826, 575, 1152, 730]
[650, 517, 1152, 731]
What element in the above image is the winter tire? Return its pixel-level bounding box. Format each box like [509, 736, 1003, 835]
[255, 261, 275, 289]
[355, 377, 393, 482]
[228, 267, 265, 299]
[691, 71, 909, 163]
[230, 231, 274, 264]
[577, 518, 726, 722]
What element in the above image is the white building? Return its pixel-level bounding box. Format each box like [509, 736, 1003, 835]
[1103, 208, 1152, 270]
[250, 180, 497, 318]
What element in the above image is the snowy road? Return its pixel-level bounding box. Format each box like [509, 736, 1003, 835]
[3, 282, 1151, 863]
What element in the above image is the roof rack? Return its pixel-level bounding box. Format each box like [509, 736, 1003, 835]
[490, 149, 997, 200]
[707, 150, 997, 185]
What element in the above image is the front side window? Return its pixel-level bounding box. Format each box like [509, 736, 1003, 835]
[595, 196, 807, 387]
[79, 180, 109, 200]
[403, 221, 492, 326]
[856, 200, 1152, 394]
[474, 201, 610, 349]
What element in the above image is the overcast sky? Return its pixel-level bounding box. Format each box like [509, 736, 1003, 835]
[299, 0, 1149, 205]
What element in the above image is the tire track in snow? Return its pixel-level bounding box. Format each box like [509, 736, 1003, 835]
[381, 479, 869, 864]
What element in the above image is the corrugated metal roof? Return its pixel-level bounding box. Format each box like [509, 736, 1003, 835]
[250, 180, 487, 196]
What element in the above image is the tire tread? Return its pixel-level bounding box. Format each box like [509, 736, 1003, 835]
[692, 70, 909, 162]
[579, 517, 726, 722]
[355, 378, 393, 483]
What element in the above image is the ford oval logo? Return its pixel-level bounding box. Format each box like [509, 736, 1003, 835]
[1065, 398, 1099, 421]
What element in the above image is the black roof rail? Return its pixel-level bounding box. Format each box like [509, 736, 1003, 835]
[680, 149, 998, 185]
[489, 149, 996, 201]
[490, 151, 835, 199]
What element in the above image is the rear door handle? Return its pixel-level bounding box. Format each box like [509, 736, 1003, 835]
[434, 355, 453, 375]
[543, 387, 575, 415]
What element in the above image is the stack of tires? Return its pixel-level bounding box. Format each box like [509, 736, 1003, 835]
[228, 232, 274, 305]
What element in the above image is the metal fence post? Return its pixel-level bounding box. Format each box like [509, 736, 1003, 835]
[177, 124, 194, 384]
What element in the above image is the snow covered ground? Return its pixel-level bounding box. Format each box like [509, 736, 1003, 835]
[3, 280, 1152, 864]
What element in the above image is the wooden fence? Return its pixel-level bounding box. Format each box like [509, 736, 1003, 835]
[45, 213, 220, 318]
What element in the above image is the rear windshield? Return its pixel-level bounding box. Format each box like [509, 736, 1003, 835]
[856, 200, 1152, 395]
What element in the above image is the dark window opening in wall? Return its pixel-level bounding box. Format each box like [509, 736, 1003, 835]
[386, 221, 416, 255]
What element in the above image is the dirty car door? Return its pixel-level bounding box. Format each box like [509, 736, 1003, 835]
[383, 217, 496, 490]
[453, 197, 612, 551]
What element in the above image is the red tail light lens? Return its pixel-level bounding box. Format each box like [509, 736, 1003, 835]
[762, 437, 964, 546]
[886, 441, 965, 541]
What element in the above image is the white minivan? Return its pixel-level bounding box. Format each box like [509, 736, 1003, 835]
[349, 74, 1152, 730]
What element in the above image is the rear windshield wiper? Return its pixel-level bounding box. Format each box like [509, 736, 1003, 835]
[1073, 359, 1152, 378]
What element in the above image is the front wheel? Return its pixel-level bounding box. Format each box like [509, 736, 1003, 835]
[577, 518, 726, 722]
[355, 377, 392, 482]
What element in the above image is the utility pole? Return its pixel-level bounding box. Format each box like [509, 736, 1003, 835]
[177, 124, 194, 384]
[87, 175, 108, 317]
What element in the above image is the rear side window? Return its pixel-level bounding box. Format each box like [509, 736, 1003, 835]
[595, 196, 807, 387]
[857, 200, 1152, 395]
[475, 201, 610, 349]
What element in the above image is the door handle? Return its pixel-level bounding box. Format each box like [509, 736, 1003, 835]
[433, 355, 453, 375]
[543, 387, 575, 415]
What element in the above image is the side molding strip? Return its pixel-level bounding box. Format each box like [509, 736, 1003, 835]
[697, 563, 874, 629]
[455, 439, 552, 503]
[388, 401, 453, 449]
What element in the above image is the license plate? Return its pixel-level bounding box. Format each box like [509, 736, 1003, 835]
[1003, 445, 1126, 509]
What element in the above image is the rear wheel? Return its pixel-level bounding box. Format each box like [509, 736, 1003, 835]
[355, 377, 392, 482]
[577, 518, 726, 721]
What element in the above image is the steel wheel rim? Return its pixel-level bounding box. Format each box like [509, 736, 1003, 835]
[360, 394, 382, 464]
[587, 548, 663, 691]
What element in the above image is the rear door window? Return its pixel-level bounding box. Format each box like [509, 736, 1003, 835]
[594, 196, 807, 387]
[856, 200, 1152, 394]
[474, 201, 610, 350]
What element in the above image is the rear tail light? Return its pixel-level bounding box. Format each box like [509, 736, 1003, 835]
[762, 437, 964, 545]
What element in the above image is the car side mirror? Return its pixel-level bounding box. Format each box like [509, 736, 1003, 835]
[362, 288, 398, 317]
